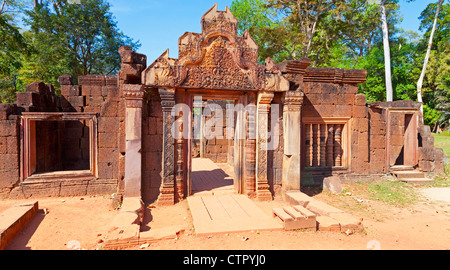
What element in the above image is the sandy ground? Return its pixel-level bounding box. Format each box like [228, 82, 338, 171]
[1, 185, 450, 250]
[0, 196, 117, 250]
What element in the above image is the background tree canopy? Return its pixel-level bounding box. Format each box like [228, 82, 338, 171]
[230, 0, 449, 130]
[0, 0, 448, 131]
[0, 0, 139, 102]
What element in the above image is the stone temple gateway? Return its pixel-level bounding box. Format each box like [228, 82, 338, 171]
[0, 5, 445, 206]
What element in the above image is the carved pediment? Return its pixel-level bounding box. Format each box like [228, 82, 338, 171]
[142, 4, 289, 92]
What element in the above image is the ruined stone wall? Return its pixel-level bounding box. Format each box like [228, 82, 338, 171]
[204, 100, 230, 163]
[74, 75, 123, 195]
[141, 89, 163, 203]
[418, 125, 445, 174]
[0, 105, 19, 199]
[0, 74, 124, 199]
[367, 100, 445, 176]
[368, 106, 387, 174]
[301, 76, 371, 180]
[0, 82, 58, 198]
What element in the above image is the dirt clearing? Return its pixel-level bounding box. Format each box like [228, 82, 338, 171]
[1, 182, 450, 250]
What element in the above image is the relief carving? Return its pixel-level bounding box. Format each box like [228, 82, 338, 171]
[142, 4, 289, 92]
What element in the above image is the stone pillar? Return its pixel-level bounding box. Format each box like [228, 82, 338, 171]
[157, 87, 176, 205]
[256, 91, 274, 201]
[281, 90, 304, 193]
[174, 90, 185, 202]
[123, 84, 145, 198]
[242, 93, 256, 197]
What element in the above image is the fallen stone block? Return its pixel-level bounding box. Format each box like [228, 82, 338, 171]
[316, 216, 341, 232]
[139, 225, 185, 243]
[284, 191, 312, 207]
[102, 197, 144, 250]
[323, 176, 343, 194]
[328, 212, 364, 231]
[0, 201, 38, 250]
[305, 199, 344, 216]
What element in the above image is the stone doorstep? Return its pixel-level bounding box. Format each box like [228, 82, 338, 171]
[284, 191, 364, 232]
[102, 197, 184, 250]
[392, 170, 425, 179]
[0, 201, 39, 250]
[272, 205, 316, 231]
[391, 169, 434, 185]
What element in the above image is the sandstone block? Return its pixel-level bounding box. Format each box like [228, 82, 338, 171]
[352, 105, 367, 118]
[78, 75, 106, 86]
[99, 117, 119, 133]
[99, 148, 118, 164]
[323, 176, 342, 194]
[0, 137, 6, 154]
[6, 136, 18, 154]
[16, 92, 40, 107]
[99, 132, 118, 148]
[25, 82, 46, 94]
[306, 199, 344, 216]
[0, 201, 38, 250]
[355, 94, 366, 106]
[68, 96, 85, 107]
[316, 216, 341, 232]
[58, 74, 73, 85]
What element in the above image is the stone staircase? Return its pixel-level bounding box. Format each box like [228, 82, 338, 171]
[390, 165, 434, 185]
[273, 191, 363, 232]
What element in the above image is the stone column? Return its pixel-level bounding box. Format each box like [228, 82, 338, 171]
[123, 84, 145, 198]
[281, 90, 304, 193]
[256, 91, 274, 201]
[157, 87, 176, 205]
[244, 94, 256, 197]
[174, 90, 185, 202]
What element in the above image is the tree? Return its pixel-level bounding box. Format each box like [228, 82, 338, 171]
[0, 0, 27, 102]
[22, 0, 140, 87]
[231, 0, 400, 67]
[371, 0, 395, 101]
[416, 0, 445, 114]
[230, 0, 280, 63]
[263, 0, 348, 61]
[416, 2, 450, 129]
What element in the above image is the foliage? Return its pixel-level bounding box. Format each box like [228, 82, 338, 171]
[22, 0, 140, 87]
[0, 0, 139, 101]
[230, 0, 450, 129]
[0, 0, 28, 102]
[418, 3, 450, 129]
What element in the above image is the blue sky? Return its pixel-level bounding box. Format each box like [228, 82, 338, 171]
[108, 0, 437, 61]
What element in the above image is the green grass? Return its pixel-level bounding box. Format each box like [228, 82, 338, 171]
[433, 132, 450, 157]
[365, 180, 420, 207]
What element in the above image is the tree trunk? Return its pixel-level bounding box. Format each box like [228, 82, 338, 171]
[416, 0, 444, 115]
[380, 1, 393, 102]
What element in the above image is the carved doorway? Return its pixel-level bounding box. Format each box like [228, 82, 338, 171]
[387, 109, 419, 169]
[184, 90, 252, 197]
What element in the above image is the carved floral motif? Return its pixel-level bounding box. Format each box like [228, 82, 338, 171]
[142, 4, 289, 92]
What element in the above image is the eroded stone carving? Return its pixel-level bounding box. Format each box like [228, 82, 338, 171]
[142, 4, 289, 92]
